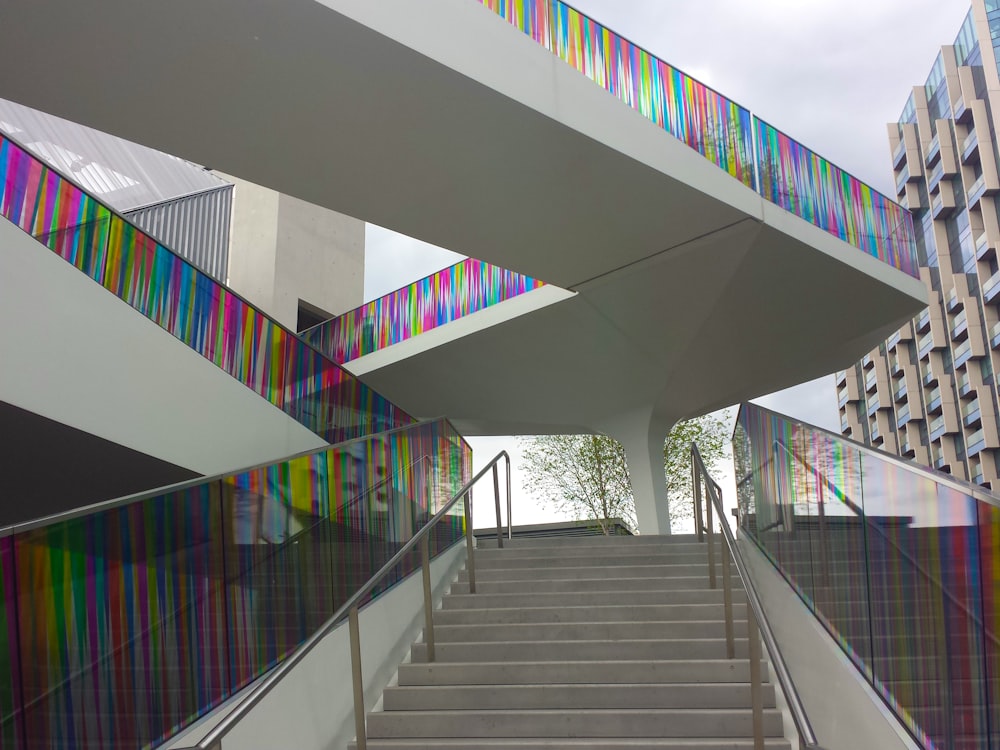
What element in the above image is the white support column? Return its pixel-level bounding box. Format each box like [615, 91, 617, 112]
[599, 409, 675, 536]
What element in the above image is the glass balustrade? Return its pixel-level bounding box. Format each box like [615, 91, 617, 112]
[0, 418, 471, 750]
[477, 0, 918, 278]
[734, 402, 1000, 750]
[302, 258, 545, 363]
[0, 135, 412, 444]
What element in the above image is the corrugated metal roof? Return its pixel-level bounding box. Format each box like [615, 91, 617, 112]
[0, 98, 228, 212]
[124, 186, 233, 280]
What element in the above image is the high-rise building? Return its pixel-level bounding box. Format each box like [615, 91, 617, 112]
[838, 2, 1000, 488]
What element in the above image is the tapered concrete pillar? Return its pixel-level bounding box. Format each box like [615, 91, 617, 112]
[599, 410, 674, 535]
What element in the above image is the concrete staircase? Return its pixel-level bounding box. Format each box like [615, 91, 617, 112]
[357, 534, 791, 749]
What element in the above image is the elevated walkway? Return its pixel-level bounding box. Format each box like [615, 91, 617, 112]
[0, 0, 926, 531]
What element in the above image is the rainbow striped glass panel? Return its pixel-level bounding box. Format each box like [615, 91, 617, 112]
[477, 0, 755, 187]
[0, 135, 413, 444]
[0, 538, 21, 750]
[476, 1, 918, 277]
[8, 418, 469, 750]
[302, 257, 545, 363]
[755, 118, 919, 277]
[734, 402, 995, 749]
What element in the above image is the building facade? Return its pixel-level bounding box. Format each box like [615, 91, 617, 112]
[838, 2, 1000, 488]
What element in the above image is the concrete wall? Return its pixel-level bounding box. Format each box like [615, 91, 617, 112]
[738, 536, 920, 750]
[223, 173, 364, 330]
[0, 216, 327, 479]
[166, 540, 467, 750]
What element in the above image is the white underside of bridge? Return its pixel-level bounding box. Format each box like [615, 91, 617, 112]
[0, 0, 925, 531]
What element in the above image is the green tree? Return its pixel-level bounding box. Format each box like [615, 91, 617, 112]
[519, 411, 730, 534]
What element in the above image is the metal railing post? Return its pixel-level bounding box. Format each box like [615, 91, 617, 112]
[747, 607, 764, 750]
[722, 539, 735, 659]
[492, 464, 504, 548]
[506, 456, 512, 540]
[421, 535, 435, 662]
[349, 606, 366, 750]
[464, 492, 477, 594]
[705, 477, 717, 589]
[693, 464, 704, 543]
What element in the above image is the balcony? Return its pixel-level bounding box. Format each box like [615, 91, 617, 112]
[862, 353, 874, 369]
[968, 174, 987, 208]
[976, 230, 994, 261]
[929, 415, 947, 443]
[892, 137, 907, 169]
[963, 399, 982, 428]
[957, 372, 974, 397]
[955, 338, 974, 367]
[951, 309, 968, 340]
[963, 129, 980, 164]
[984, 271, 1000, 304]
[896, 405, 911, 428]
[992, 321, 1000, 350]
[927, 159, 945, 192]
[871, 420, 882, 443]
[921, 362, 937, 386]
[887, 330, 902, 349]
[865, 370, 878, 392]
[955, 95, 971, 123]
[867, 395, 881, 417]
[918, 331, 935, 359]
[926, 386, 943, 414]
[916, 307, 931, 332]
[972, 469, 986, 485]
[925, 132, 942, 167]
[946, 287, 963, 312]
[931, 190, 956, 219]
[895, 164, 910, 195]
[838, 386, 850, 408]
[890, 357, 904, 377]
[967, 428, 987, 457]
[840, 414, 850, 434]
[893, 381, 908, 402]
[835, 369, 848, 386]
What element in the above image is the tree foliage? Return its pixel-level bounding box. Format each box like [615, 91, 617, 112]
[519, 411, 731, 533]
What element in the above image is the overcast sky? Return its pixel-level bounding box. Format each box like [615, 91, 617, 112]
[363, 0, 973, 526]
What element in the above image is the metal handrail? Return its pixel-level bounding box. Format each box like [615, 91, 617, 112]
[190, 450, 513, 750]
[691, 442, 824, 750]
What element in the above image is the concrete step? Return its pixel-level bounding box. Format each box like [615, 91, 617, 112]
[365, 708, 785, 738]
[442, 591, 741, 609]
[476, 545, 722, 568]
[351, 737, 792, 749]
[459, 564, 725, 580]
[433, 603, 744, 625]
[431, 620, 749, 642]
[474, 535, 700, 549]
[450, 578, 733, 594]
[397, 660, 770, 687]
[410, 639, 748, 663]
[382, 683, 775, 711]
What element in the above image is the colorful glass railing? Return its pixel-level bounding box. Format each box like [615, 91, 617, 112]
[733, 402, 999, 750]
[477, 0, 918, 278]
[0, 418, 470, 750]
[0, 134, 413, 444]
[302, 257, 545, 363]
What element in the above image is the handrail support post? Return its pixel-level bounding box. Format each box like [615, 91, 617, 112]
[464, 492, 477, 594]
[693, 464, 704, 543]
[748, 606, 764, 750]
[706, 478, 717, 589]
[492, 464, 503, 549]
[722, 539, 735, 659]
[349, 606, 366, 750]
[420, 535, 435, 662]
